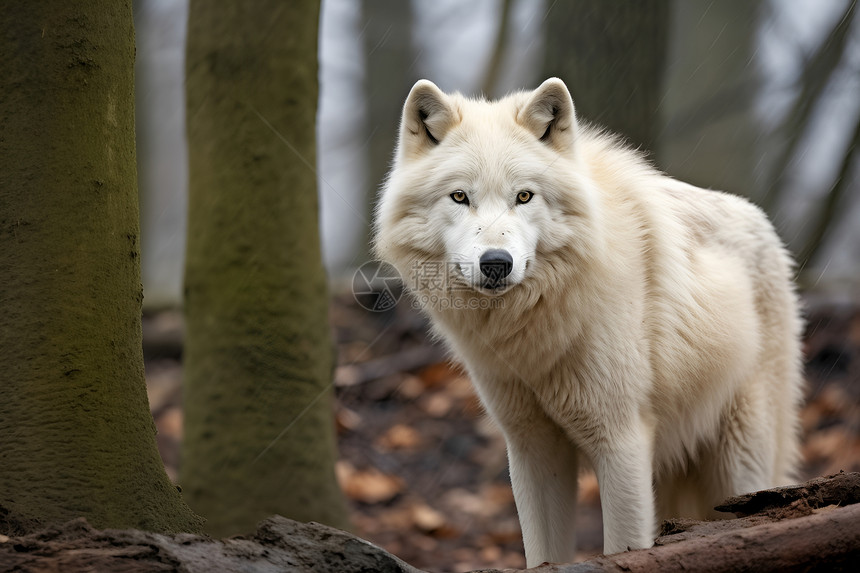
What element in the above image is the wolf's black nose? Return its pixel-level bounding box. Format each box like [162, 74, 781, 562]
[479, 249, 513, 280]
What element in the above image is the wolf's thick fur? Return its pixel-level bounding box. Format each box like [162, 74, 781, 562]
[374, 78, 804, 566]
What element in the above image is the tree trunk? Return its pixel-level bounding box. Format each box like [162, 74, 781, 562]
[541, 0, 670, 152]
[0, 1, 203, 535]
[657, 0, 763, 202]
[481, 0, 514, 99]
[361, 0, 418, 261]
[183, 0, 349, 536]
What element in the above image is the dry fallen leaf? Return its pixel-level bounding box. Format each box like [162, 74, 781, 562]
[421, 393, 453, 417]
[156, 406, 183, 440]
[336, 406, 363, 433]
[578, 470, 600, 503]
[376, 423, 422, 450]
[396, 375, 425, 400]
[411, 502, 446, 532]
[379, 508, 414, 532]
[418, 362, 460, 389]
[336, 461, 404, 504]
[480, 545, 502, 563]
[334, 365, 361, 387]
[442, 488, 485, 516]
[447, 376, 475, 399]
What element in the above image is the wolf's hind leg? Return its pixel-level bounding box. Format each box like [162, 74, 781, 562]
[700, 383, 778, 507]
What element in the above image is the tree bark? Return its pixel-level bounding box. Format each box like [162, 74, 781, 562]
[183, 0, 349, 536]
[0, 1, 202, 534]
[541, 0, 670, 152]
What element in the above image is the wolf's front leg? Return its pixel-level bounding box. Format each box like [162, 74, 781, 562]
[505, 418, 580, 567]
[593, 430, 656, 554]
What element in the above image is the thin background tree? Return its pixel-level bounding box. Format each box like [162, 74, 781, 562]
[182, 0, 349, 536]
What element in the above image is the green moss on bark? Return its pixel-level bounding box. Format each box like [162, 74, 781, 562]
[182, 0, 348, 536]
[0, 2, 203, 534]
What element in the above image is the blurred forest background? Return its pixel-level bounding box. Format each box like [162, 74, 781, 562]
[136, 0, 860, 304]
[131, 0, 860, 571]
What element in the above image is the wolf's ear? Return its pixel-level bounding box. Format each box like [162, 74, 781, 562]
[517, 77, 576, 152]
[399, 80, 458, 158]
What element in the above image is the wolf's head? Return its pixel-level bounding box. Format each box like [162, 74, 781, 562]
[375, 78, 602, 304]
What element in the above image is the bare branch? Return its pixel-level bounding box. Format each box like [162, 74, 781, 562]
[798, 109, 860, 267]
[761, 0, 856, 213]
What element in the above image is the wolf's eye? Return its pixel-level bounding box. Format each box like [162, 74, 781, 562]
[451, 191, 469, 205]
[516, 190, 533, 204]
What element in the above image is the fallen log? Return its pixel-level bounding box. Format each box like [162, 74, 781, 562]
[715, 470, 860, 515]
[2, 473, 858, 572]
[653, 470, 860, 546]
[545, 503, 860, 573]
[0, 516, 424, 573]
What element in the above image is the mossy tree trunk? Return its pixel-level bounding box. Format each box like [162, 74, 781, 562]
[183, 0, 349, 536]
[542, 0, 670, 152]
[0, 1, 203, 535]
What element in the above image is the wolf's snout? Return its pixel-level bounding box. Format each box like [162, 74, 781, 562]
[479, 249, 513, 282]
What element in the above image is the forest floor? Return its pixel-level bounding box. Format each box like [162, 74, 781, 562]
[143, 291, 860, 573]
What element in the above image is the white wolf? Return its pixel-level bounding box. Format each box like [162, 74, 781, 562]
[374, 78, 804, 566]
